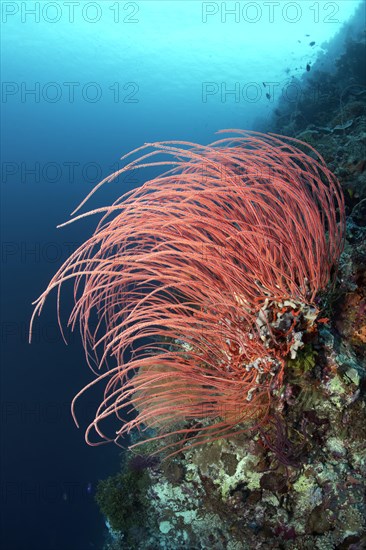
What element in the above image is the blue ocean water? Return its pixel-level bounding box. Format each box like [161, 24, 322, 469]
[0, 1, 363, 549]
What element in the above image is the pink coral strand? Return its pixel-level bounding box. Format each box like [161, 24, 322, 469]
[30, 130, 345, 454]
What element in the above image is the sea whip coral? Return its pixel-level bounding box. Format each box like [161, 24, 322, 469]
[30, 130, 345, 454]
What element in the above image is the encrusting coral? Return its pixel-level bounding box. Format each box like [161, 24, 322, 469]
[30, 130, 345, 455]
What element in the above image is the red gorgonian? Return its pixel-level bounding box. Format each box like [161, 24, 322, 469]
[30, 130, 345, 454]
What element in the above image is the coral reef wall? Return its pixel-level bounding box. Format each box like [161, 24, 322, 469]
[96, 21, 366, 550]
